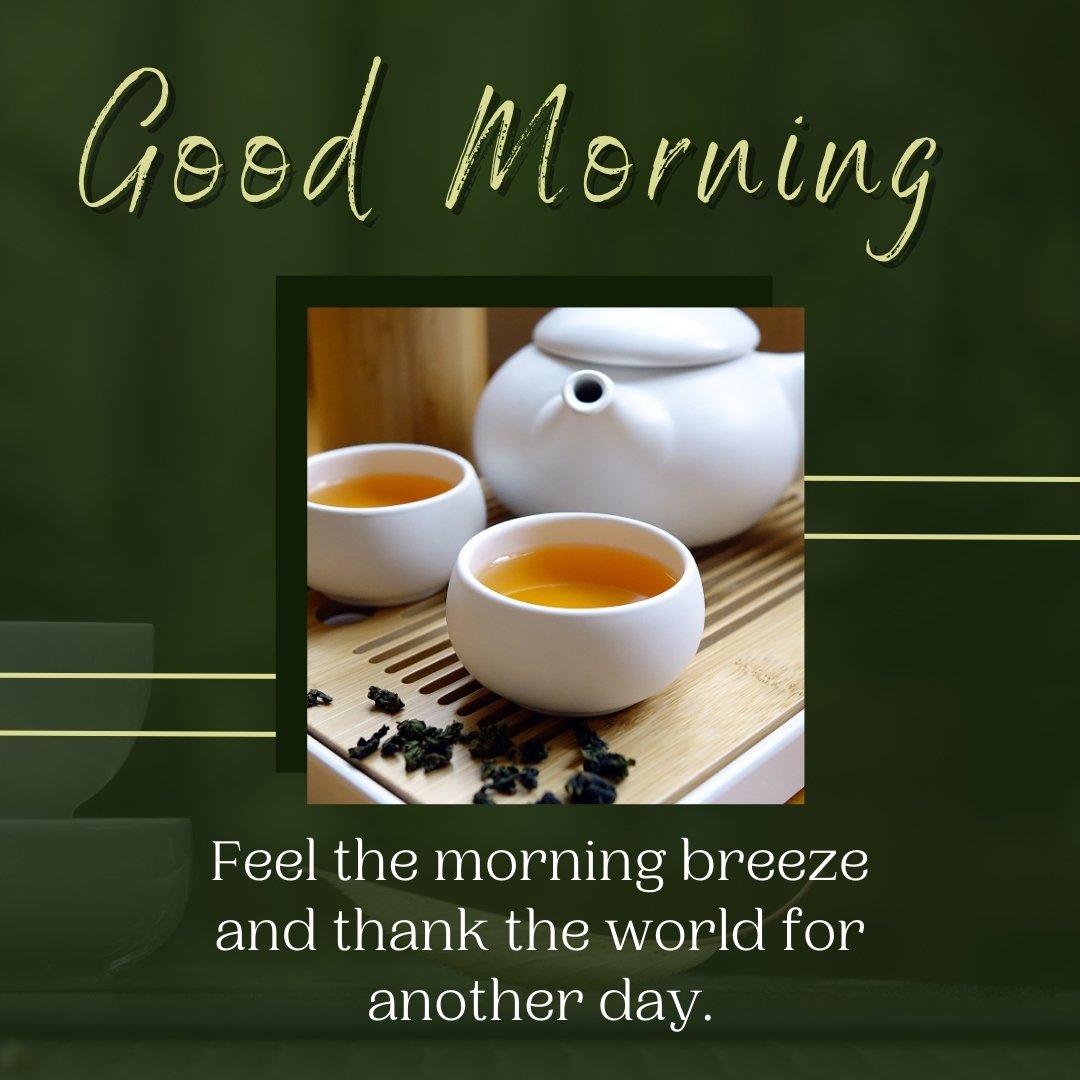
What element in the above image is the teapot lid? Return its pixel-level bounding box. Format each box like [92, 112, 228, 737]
[533, 307, 761, 368]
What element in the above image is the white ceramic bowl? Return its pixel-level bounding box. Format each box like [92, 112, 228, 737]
[0, 622, 152, 817]
[446, 513, 705, 715]
[0, 818, 190, 983]
[307, 443, 487, 606]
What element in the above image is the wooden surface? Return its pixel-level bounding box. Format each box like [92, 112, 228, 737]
[307, 486, 804, 805]
[307, 307, 487, 458]
[742, 307, 805, 354]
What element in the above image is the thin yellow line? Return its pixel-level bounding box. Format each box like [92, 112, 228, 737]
[804, 475, 1080, 483]
[0, 673, 275, 680]
[805, 533, 1080, 541]
[0, 730, 276, 738]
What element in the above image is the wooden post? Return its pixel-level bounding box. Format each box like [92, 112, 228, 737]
[307, 307, 488, 460]
[742, 308, 805, 353]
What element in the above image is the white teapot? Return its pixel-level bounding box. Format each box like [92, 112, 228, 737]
[473, 307, 803, 547]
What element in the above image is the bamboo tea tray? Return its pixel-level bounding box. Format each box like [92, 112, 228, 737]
[307, 486, 804, 805]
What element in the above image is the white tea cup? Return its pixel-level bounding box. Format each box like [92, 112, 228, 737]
[446, 513, 704, 715]
[307, 443, 487, 606]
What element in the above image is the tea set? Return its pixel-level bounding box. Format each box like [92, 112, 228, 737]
[308, 307, 804, 715]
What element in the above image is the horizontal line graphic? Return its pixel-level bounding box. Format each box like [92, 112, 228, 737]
[805, 475, 1079, 483]
[0, 672, 275, 680]
[805, 533, 1080, 541]
[0, 730, 276, 738]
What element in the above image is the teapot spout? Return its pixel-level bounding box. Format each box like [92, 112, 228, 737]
[562, 369, 615, 414]
[759, 350, 804, 454]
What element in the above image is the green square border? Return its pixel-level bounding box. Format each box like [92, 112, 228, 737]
[277, 276, 773, 770]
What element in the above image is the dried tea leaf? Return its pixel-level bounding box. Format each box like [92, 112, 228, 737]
[380, 718, 463, 774]
[460, 724, 518, 760]
[478, 762, 542, 795]
[368, 686, 405, 714]
[566, 771, 618, 804]
[583, 751, 636, 782]
[574, 722, 635, 783]
[479, 762, 521, 794]
[519, 739, 549, 765]
[348, 724, 389, 761]
[573, 722, 608, 754]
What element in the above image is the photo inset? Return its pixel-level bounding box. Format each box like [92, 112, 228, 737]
[305, 307, 804, 805]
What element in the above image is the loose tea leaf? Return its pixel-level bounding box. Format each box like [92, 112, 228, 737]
[573, 722, 607, 754]
[480, 761, 522, 794]
[348, 724, 389, 760]
[381, 718, 463, 773]
[583, 750, 636, 781]
[573, 722, 636, 782]
[472, 787, 496, 805]
[478, 761, 542, 795]
[536, 792, 562, 805]
[460, 723, 518, 760]
[381, 718, 428, 749]
[519, 738, 549, 764]
[306, 689, 333, 708]
[566, 771, 618, 805]
[368, 686, 405, 714]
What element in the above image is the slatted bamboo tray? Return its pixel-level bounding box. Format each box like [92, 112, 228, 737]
[307, 486, 804, 804]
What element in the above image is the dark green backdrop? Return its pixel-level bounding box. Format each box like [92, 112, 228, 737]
[2, 1, 1078, 1075]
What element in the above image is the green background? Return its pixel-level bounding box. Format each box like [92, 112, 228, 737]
[2, 0, 1079, 1075]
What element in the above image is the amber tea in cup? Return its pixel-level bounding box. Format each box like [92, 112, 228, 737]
[447, 513, 705, 714]
[308, 472, 455, 508]
[307, 443, 486, 606]
[478, 543, 677, 608]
